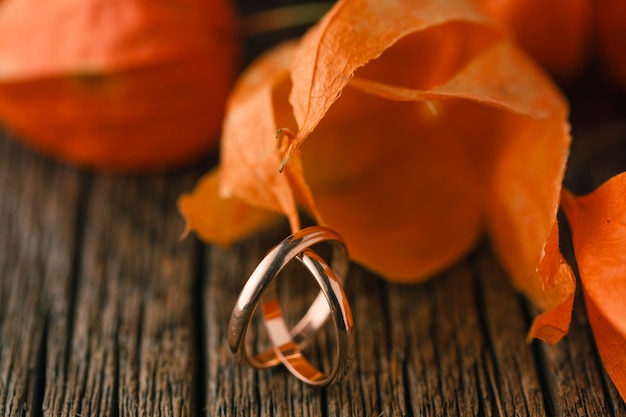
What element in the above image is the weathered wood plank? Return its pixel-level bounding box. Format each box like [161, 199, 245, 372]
[0, 134, 82, 417]
[529, 292, 626, 417]
[204, 227, 326, 417]
[0, 132, 202, 416]
[3, 111, 626, 416]
[203, 227, 626, 416]
[204, 240, 263, 417]
[53, 172, 198, 417]
[476, 238, 626, 417]
[472, 245, 548, 416]
[203, 225, 550, 416]
[204, 227, 418, 416]
[3, 133, 626, 416]
[329, 266, 408, 417]
[385, 246, 545, 417]
[388, 264, 473, 416]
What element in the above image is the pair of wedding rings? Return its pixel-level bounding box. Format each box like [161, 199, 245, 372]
[228, 226, 354, 386]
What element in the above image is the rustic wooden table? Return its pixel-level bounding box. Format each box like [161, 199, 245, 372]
[2, 114, 626, 417]
[2, 2, 626, 414]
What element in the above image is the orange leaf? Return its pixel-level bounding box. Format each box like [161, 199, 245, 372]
[178, 169, 280, 247]
[0, 0, 239, 170]
[283, 0, 493, 166]
[184, 0, 573, 342]
[526, 220, 575, 344]
[217, 41, 319, 234]
[561, 173, 626, 398]
[585, 298, 626, 399]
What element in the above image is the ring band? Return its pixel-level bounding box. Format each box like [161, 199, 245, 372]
[228, 226, 349, 367]
[228, 226, 354, 385]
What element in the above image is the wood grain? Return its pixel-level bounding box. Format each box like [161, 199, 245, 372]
[0, 133, 81, 417]
[55, 172, 198, 417]
[2, 122, 626, 416]
[0, 133, 200, 416]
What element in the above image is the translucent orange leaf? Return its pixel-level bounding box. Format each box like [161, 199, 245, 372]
[217, 41, 320, 234]
[182, 0, 573, 342]
[284, 0, 493, 166]
[178, 169, 280, 246]
[561, 173, 626, 397]
[526, 220, 575, 344]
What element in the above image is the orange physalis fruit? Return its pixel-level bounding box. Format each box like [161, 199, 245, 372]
[474, 0, 591, 79]
[595, 0, 626, 88]
[0, 0, 239, 170]
[561, 173, 626, 399]
[179, 0, 573, 342]
[474, 0, 626, 87]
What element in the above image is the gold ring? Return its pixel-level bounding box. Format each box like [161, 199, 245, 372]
[228, 226, 354, 386]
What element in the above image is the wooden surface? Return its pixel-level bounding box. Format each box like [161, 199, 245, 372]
[1, 117, 626, 416]
[2, 1, 626, 414]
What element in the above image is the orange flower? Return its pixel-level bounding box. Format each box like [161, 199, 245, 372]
[475, 0, 626, 86]
[0, 0, 239, 170]
[179, 0, 575, 344]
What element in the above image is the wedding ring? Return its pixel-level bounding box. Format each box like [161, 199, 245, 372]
[228, 226, 354, 386]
